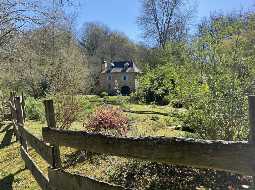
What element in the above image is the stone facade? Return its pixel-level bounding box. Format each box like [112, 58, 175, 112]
[99, 61, 141, 95]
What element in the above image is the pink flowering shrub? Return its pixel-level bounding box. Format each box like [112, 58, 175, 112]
[86, 106, 129, 136]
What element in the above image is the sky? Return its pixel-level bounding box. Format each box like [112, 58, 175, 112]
[75, 0, 254, 42]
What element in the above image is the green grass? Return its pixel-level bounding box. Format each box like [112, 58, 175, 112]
[0, 95, 196, 190]
[0, 122, 41, 190]
[0, 95, 252, 189]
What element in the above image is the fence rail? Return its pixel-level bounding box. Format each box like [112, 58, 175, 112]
[9, 93, 126, 190]
[20, 146, 52, 190]
[18, 123, 55, 166]
[42, 127, 255, 176]
[48, 168, 127, 190]
[6, 92, 255, 189]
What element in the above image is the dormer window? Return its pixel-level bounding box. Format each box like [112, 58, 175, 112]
[123, 75, 128, 81]
[124, 62, 129, 70]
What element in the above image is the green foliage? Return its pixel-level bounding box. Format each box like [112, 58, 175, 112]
[25, 97, 44, 121]
[99, 92, 108, 98]
[134, 63, 201, 106]
[135, 12, 255, 141]
[104, 96, 130, 105]
[134, 65, 175, 105]
[182, 12, 255, 141]
[184, 73, 250, 140]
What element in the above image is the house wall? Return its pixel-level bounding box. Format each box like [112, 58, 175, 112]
[99, 72, 138, 95]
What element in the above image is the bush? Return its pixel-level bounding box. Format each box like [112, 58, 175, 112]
[25, 97, 44, 121]
[183, 73, 250, 141]
[55, 95, 83, 129]
[134, 66, 175, 105]
[171, 99, 184, 108]
[86, 106, 129, 136]
[134, 63, 201, 107]
[100, 92, 108, 98]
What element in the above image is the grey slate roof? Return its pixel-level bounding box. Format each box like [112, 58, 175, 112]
[101, 61, 142, 74]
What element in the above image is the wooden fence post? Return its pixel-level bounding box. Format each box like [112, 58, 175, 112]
[21, 92, 26, 122]
[9, 92, 18, 141]
[15, 96, 28, 151]
[14, 97, 24, 125]
[9, 91, 16, 121]
[44, 100, 61, 168]
[248, 95, 255, 185]
[249, 95, 255, 143]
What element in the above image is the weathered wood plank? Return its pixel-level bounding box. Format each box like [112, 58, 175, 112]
[9, 100, 16, 119]
[14, 96, 24, 125]
[21, 92, 26, 122]
[18, 124, 55, 166]
[20, 146, 52, 190]
[42, 127, 255, 176]
[44, 100, 61, 168]
[48, 168, 128, 190]
[44, 100, 56, 128]
[13, 123, 20, 141]
[249, 95, 255, 143]
[3, 113, 11, 120]
[15, 96, 28, 151]
[248, 95, 255, 182]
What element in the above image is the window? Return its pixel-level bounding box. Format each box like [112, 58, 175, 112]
[107, 75, 112, 80]
[123, 75, 128, 81]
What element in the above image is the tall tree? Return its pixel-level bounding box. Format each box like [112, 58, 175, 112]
[81, 22, 138, 61]
[81, 23, 110, 57]
[0, 0, 90, 96]
[138, 0, 195, 48]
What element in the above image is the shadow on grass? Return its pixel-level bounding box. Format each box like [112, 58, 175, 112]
[0, 175, 14, 190]
[62, 150, 88, 169]
[62, 150, 99, 169]
[109, 162, 253, 190]
[0, 123, 12, 133]
[0, 168, 25, 190]
[0, 128, 14, 149]
[123, 109, 169, 116]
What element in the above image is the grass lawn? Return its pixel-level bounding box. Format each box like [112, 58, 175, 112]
[0, 96, 190, 190]
[0, 122, 41, 190]
[1, 95, 252, 189]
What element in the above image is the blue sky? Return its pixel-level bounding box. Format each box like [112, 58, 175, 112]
[76, 0, 254, 42]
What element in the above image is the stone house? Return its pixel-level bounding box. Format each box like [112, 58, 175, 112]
[99, 60, 142, 95]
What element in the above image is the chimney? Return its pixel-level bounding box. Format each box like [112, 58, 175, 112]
[101, 60, 108, 72]
[104, 60, 108, 69]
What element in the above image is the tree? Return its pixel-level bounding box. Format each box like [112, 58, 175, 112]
[81, 22, 138, 61]
[80, 22, 140, 93]
[138, 0, 195, 48]
[184, 11, 255, 140]
[0, 24, 90, 97]
[81, 22, 110, 57]
[0, 0, 90, 97]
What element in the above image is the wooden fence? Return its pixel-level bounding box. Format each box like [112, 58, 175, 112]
[7, 92, 255, 189]
[9, 93, 127, 190]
